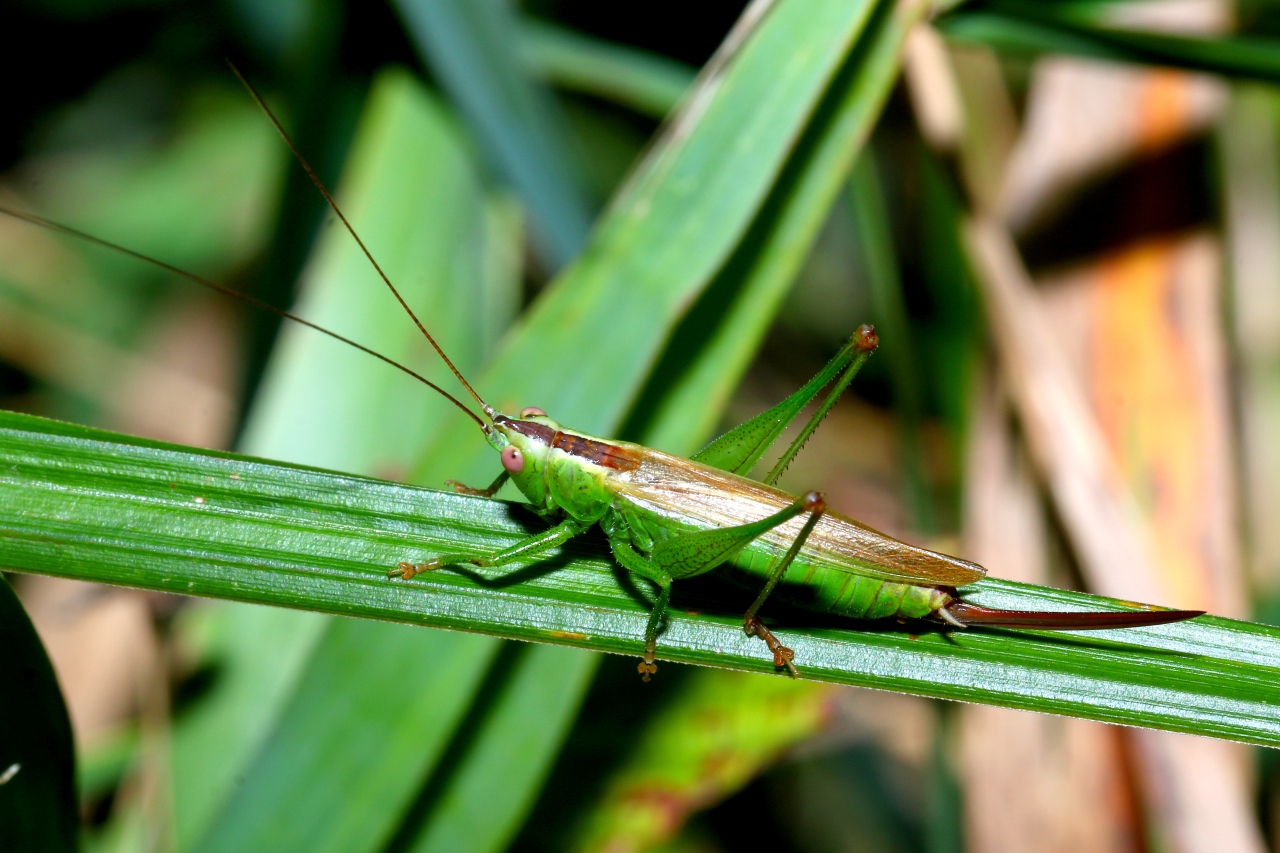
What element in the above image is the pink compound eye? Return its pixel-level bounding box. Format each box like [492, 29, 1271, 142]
[501, 445, 525, 473]
[520, 406, 546, 418]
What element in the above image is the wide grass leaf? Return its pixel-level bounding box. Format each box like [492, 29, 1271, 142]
[393, 644, 595, 853]
[195, 622, 500, 853]
[625, 0, 928, 451]
[3, 412, 1278, 747]
[418, 0, 889, 494]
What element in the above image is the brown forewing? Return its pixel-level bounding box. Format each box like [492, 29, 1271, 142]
[609, 445, 986, 586]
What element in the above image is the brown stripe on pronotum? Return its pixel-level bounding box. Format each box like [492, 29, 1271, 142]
[497, 416, 640, 471]
[497, 416, 555, 444]
[551, 432, 641, 472]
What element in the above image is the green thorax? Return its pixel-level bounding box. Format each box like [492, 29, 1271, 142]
[490, 413, 635, 522]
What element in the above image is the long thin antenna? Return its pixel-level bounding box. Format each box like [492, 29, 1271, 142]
[0, 204, 488, 432]
[227, 62, 493, 417]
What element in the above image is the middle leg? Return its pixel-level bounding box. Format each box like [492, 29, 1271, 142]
[636, 491, 827, 676]
[610, 538, 673, 682]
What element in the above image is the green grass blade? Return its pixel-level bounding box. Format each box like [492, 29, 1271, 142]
[241, 68, 503, 472]
[4, 411, 1278, 747]
[0, 577, 77, 853]
[195, 623, 501, 853]
[391, 0, 594, 269]
[395, 644, 597, 853]
[216, 64, 585, 853]
[170, 601, 328, 850]
[536, 7, 930, 839]
[567, 672, 832, 852]
[847, 149, 935, 532]
[378, 5, 903, 843]
[418, 0, 890, 492]
[626, 0, 927, 452]
[940, 2, 1280, 84]
[389, 4, 890, 835]
[519, 19, 695, 119]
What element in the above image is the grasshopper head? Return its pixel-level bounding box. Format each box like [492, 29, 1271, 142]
[488, 408, 562, 509]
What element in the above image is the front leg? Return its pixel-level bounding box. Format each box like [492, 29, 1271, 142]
[391, 516, 582, 579]
[609, 538, 673, 682]
[444, 470, 509, 498]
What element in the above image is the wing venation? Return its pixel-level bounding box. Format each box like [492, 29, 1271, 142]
[609, 448, 986, 587]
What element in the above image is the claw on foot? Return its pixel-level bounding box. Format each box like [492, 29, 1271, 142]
[446, 479, 492, 497]
[638, 643, 659, 682]
[637, 659, 658, 682]
[744, 615, 800, 678]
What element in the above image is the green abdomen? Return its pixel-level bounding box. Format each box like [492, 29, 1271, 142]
[616, 500, 953, 622]
[726, 547, 951, 621]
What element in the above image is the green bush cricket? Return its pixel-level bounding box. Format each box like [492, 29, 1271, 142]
[0, 73, 1204, 682]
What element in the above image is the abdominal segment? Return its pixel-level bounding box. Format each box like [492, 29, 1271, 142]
[726, 548, 953, 621]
